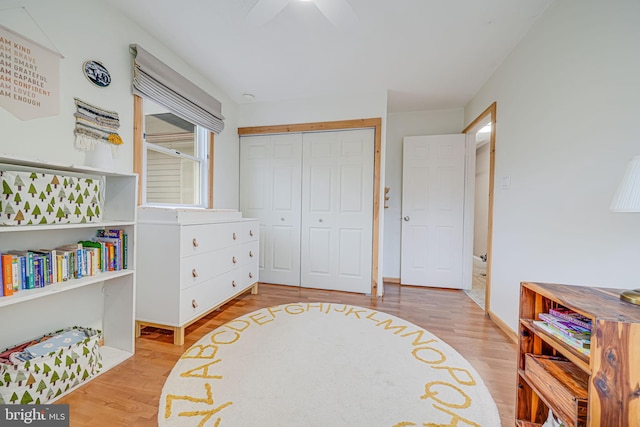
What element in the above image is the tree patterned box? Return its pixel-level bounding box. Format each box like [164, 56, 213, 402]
[0, 327, 102, 404]
[0, 170, 103, 225]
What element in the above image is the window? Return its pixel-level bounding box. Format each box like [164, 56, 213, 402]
[134, 97, 213, 207]
[143, 100, 210, 206]
[130, 44, 222, 208]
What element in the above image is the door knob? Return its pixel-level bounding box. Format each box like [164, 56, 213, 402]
[403, 216, 410, 221]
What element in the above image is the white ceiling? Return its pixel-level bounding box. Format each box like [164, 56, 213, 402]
[105, 0, 554, 113]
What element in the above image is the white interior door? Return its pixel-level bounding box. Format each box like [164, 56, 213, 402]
[400, 134, 466, 288]
[301, 129, 374, 293]
[240, 134, 302, 286]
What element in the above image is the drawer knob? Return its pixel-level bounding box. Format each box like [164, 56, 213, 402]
[249, 272, 253, 279]
[192, 269, 198, 278]
[249, 250, 253, 258]
[192, 238, 199, 248]
[233, 232, 237, 240]
[232, 280, 237, 288]
[249, 229, 254, 236]
[192, 299, 198, 308]
[232, 256, 237, 264]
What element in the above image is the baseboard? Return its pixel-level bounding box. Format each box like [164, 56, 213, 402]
[487, 309, 518, 343]
[383, 277, 400, 284]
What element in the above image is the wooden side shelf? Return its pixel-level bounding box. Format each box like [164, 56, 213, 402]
[515, 281, 640, 427]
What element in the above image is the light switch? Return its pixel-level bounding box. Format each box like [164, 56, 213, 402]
[501, 175, 511, 189]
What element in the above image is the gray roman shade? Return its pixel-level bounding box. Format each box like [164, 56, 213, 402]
[130, 44, 224, 134]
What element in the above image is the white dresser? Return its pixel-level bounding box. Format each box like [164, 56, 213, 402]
[135, 207, 259, 345]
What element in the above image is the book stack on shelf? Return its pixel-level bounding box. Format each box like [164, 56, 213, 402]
[0, 228, 127, 296]
[533, 307, 592, 356]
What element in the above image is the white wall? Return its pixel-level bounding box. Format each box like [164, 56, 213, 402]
[465, 0, 640, 331]
[383, 109, 464, 278]
[238, 91, 388, 295]
[0, 0, 239, 209]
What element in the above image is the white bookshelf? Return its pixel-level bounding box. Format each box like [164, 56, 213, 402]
[0, 154, 137, 379]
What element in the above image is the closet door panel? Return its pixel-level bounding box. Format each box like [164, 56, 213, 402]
[301, 128, 374, 294]
[240, 134, 302, 286]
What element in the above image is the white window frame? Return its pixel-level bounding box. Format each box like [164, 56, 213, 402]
[134, 95, 214, 208]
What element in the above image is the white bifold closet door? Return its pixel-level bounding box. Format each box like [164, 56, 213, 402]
[240, 128, 374, 294]
[240, 133, 302, 287]
[300, 129, 374, 293]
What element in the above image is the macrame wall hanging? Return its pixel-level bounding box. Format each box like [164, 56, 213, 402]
[73, 97, 123, 158]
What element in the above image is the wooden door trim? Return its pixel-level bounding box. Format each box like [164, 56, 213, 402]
[133, 95, 144, 205]
[462, 102, 496, 314]
[238, 117, 383, 297]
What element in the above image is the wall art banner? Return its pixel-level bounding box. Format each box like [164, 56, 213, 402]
[0, 23, 60, 120]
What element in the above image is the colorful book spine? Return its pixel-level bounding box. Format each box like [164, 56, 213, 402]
[533, 320, 590, 354]
[32, 256, 42, 288]
[123, 233, 128, 270]
[11, 256, 20, 291]
[2, 253, 14, 296]
[549, 307, 592, 330]
[0, 252, 3, 297]
[538, 313, 591, 340]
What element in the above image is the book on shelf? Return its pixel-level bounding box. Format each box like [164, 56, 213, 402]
[11, 255, 20, 291]
[7, 250, 34, 289]
[96, 229, 125, 270]
[2, 253, 14, 296]
[94, 235, 121, 271]
[538, 312, 591, 340]
[79, 240, 105, 272]
[533, 320, 591, 355]
[549, 307, 592, 330]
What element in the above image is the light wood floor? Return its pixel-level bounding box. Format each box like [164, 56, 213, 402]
[57, 283, 518, 426]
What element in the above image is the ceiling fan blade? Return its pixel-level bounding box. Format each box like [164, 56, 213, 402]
[245, 0, 290, 26]
[313, 0, 358, 29]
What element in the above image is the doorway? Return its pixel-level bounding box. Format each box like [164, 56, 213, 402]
[462, 103, 496, 313]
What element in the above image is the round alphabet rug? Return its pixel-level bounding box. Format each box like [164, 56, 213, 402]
[159, 303, 501, 426]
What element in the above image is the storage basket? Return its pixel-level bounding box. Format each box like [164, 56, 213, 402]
[0, 170, 103, 226]
[0, 326, 102, 404]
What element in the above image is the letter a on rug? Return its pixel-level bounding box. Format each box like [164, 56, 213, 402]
[160, 303, 501, 426]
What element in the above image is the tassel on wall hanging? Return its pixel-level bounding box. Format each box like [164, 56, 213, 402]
[73, 97, 123, 158]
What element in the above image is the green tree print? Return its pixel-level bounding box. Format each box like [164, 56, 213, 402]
[32, 204, 41, 219]
[38, 191, 46, 202]
[50, 371, 60, 385]
[36, 380, 47, 394]
[46, 183, 52, 195]
[20, 390, 33, 404]
[29, 172, 37, 181]
[4, 202, 15, 219]
[56, 207, 65, 222]
[2, 179, 13, 199]
[28, 183, 36, 197]
[13, 174, 25, 190]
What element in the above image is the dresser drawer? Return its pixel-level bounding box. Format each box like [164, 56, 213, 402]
[179, 278, 226, 324]
[181, 245, 244, 288]
[238, 220, 260, 243]
[180, 223, 246, 255]
[240, 241, 259, 265]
